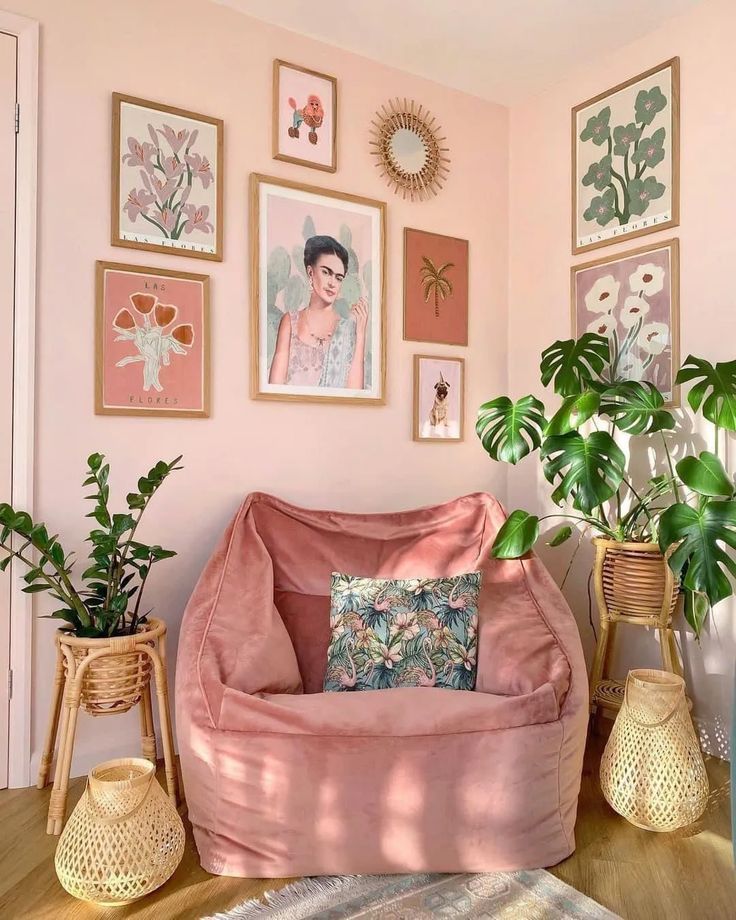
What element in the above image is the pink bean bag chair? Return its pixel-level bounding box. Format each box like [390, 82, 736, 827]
[176, 492, 587, 878]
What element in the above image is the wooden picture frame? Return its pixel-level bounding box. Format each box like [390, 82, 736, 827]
[272, 60, 337, 173]
[413, 354, 465, 442]
[571, 238, 680, 407]
[112, 92, 224, 261]
[96, 260, 210, 417]
[572, 57, 679, 255]
[250, 173, 386, 405]
[403, 227, 469, 345]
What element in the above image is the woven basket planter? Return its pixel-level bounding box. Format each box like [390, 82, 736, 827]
[55, 757, 185, 905]
[59, 622, 156, 715]
[600, 669, 708, 831]
[593, 538, 679, 625]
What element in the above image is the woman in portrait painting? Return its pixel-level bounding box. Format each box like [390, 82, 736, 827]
[268, 235, 369, 389]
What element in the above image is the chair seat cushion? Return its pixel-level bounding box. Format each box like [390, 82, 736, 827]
[218, 681, 559, 737]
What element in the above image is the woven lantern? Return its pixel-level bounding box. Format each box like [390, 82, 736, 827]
[55, 758, 185, 905]
[600, 669, 708, 831]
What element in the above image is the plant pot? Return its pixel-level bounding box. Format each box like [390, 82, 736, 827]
[593, 538, 679, 625]
[589, 540, 682, 715]
[54, 757, 185, 905]
[58, 619, 161, 716]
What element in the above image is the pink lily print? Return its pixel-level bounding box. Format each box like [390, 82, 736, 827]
[113, 292, 194, 392]
[120, 115, 215, 243]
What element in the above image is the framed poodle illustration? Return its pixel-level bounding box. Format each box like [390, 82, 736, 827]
[413, 355, 465, 442]
[251, 174, 385, 405]
[112, 93, 224, 260]
[96, 261, 210, 417]
[272, 59, 337, 172]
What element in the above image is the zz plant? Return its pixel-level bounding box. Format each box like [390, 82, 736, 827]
[477, 332, 736, 636]
[0, 453, 182, 637]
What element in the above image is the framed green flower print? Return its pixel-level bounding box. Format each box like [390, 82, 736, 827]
[572, 58, 679, 255]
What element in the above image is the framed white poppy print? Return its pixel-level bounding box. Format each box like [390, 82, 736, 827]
[571, 238, 679, 406]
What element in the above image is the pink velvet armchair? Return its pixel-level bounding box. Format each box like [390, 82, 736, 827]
[176, 492, 587, 878]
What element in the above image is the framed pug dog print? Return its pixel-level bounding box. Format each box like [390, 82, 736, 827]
[413, 355, 464, 442]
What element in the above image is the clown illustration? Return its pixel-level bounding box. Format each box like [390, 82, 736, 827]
[287, 94, 325, 146]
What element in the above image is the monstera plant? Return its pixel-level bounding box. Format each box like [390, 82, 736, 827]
[476, 332, 736, 636]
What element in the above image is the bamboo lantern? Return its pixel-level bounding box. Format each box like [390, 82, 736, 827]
[55, 758, 185, 905]
[600, 669, 709, 831]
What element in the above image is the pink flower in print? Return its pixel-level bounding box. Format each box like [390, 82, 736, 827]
[123, 187, 155, 222]
[450, 644, 476, 671]
[182, 203, 213, 234]
[161, 155, 185, 180]
[185, 152, 214, 189]
[157, 208, 176, 232]
[158, 123, 190, 154]
[122, 136, 156, 170]
[375, 643, 401, 669]
[389, 611, 420, 642]
[151, 175, 177, 204]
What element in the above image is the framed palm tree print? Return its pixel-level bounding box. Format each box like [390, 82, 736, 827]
[403, 228, 468, 345]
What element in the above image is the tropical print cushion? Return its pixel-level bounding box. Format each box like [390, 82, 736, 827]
[323, 571, 482, 692]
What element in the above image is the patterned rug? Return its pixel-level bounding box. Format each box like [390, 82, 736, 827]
[204, 872, 621, 919]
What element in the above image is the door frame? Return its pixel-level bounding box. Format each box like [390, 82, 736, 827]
[1, 9, 38, 788]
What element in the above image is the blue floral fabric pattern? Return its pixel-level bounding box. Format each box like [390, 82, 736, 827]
[323, 571, 482, 692]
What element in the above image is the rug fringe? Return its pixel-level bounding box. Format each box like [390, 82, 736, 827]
[203, 875, 355, 919]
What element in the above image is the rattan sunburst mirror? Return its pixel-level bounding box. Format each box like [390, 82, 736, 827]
[369, 98, 450, 201]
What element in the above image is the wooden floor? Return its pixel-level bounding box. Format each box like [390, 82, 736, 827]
[0, 736, 732, 920]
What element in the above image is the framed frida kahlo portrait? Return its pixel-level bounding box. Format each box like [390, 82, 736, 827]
[96, 261, 210, 417]
[404, 228, 468, 346]
[572, 58, 679, 255]
[251, 174, 386, 404]
[272, 60, 337, 173]
[112, 93, 224, 260]
[413, 355, 465, 442]
[571, 238, 679, 406]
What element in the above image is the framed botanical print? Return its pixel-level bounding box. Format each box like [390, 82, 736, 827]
[571, 238, 679, 405]
[96, 261, 210, 417]
[112, 93, 223, 260]
[251, 174, 385, 404]
[413, 355, 465, 442]
[272, 60, 337, 173]
[572, 58, 679, 254]
[403, 228, 468, 346]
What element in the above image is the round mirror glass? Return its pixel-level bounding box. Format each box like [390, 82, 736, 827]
[389, 127, 427, 174]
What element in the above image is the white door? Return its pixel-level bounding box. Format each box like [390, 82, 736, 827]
[0, 29, 18, 790]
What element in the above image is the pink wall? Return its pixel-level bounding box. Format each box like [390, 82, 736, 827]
[5, 0, 508, 775]
[508, 0, 735, 756]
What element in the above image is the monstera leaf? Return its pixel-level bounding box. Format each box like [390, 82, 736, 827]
[476, 396, 547, 465]
[545, 390, 600, 437]
[676, 355, 736, 431]
[676, 451, 734, 498]
[541, 430, 625, 513]
[491, 509, 540, 558]
[540, 334, 610, 397]
[659, 500, 736, 629]
[599, 380, 675, 434]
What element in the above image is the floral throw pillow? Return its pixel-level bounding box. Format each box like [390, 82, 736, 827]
[323, 571, 482, 693]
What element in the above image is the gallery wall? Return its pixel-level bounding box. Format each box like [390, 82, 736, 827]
[8, 0, 509, 776]
[508, 0, 735, 756]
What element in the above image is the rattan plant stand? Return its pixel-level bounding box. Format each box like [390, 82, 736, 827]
[37, 617, 179, 835]
[589, 539, 684, 721]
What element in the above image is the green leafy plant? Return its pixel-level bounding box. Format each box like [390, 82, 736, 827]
[477, 336, 736, 636]
[0, 453, 183, 638]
